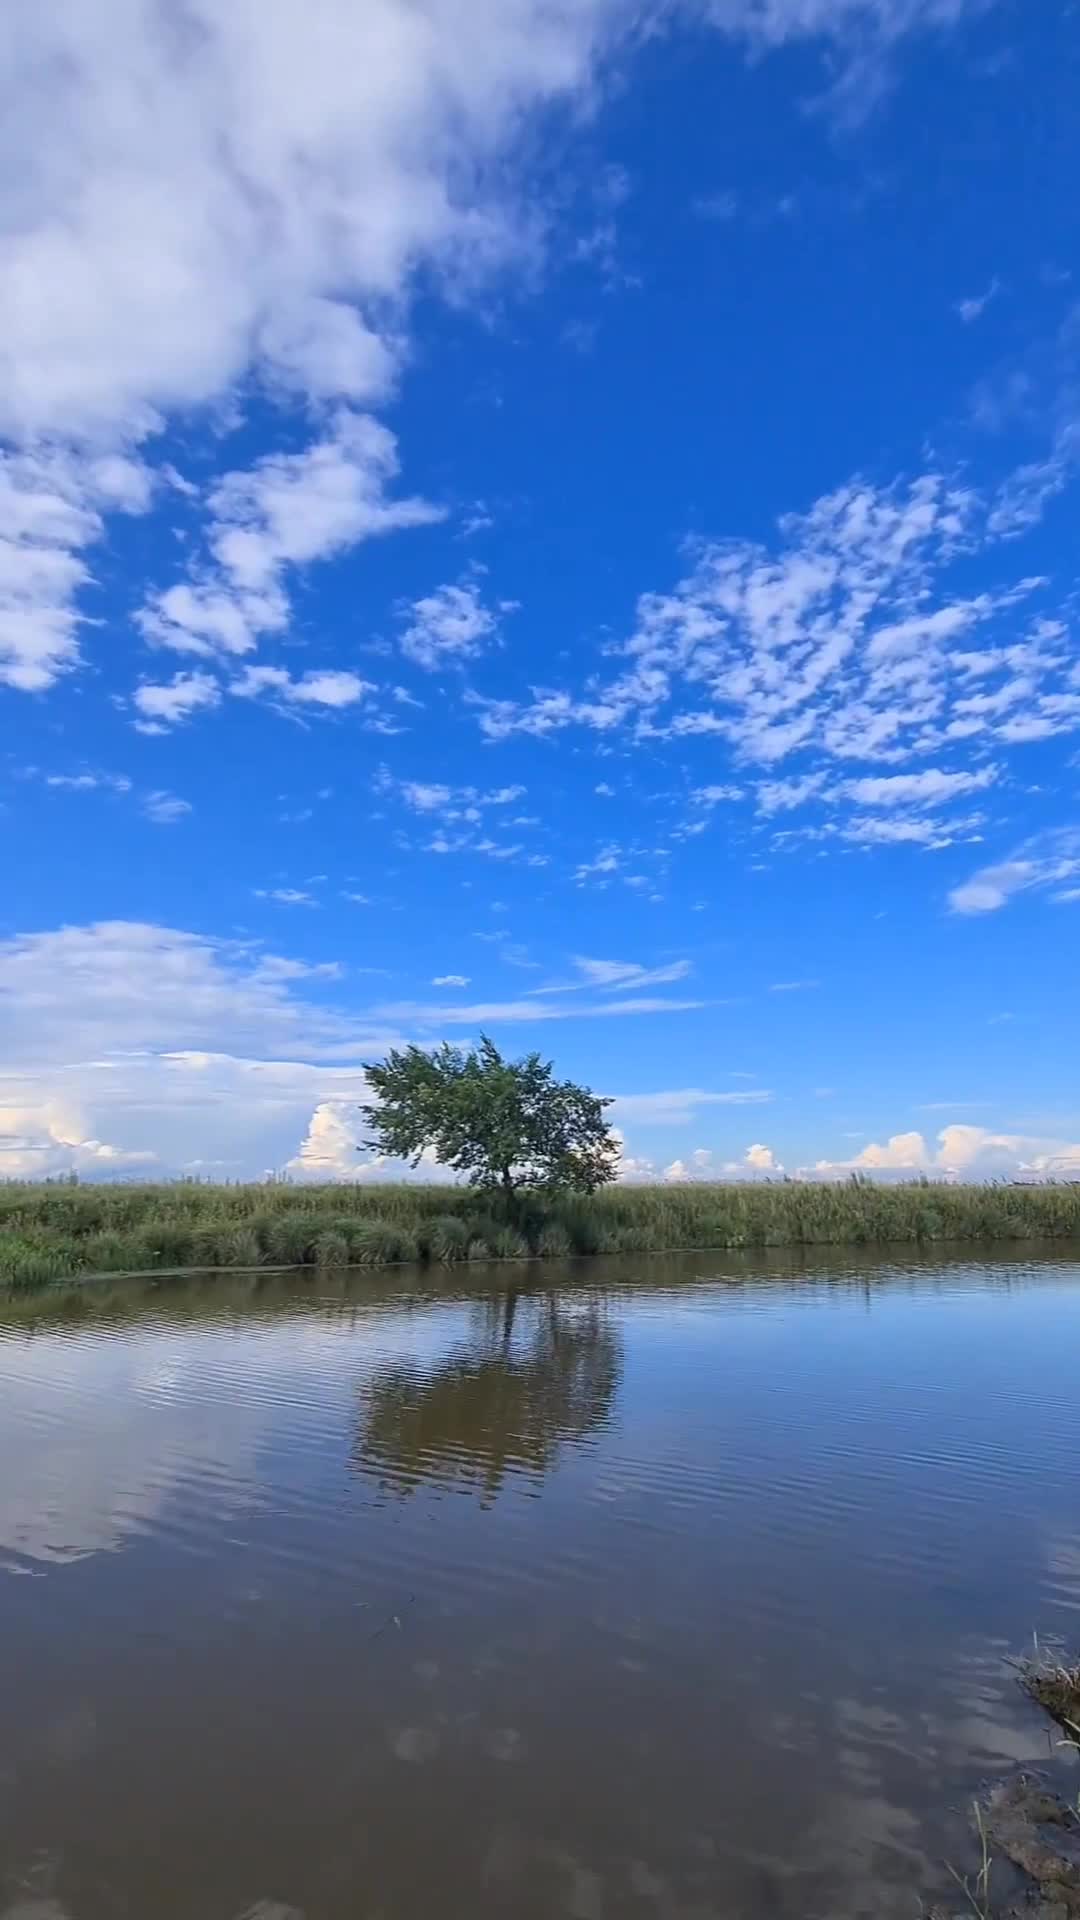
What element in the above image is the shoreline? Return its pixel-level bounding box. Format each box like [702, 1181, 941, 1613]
[3, 1178, 1080, 1290]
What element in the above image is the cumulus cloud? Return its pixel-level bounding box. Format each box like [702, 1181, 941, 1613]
[0, 919, 421, 1178]
[0, 447, 153, 688]
[663, 1140, 783, 1180]
[139, 411, 441, 667]
[1, 0, 988, 700]
[948, 828, 1080, 913]
[806, 1124, 1080, 1179]
[745, 1142, 778, 1170]
[132, 670, 222, 732]
[231, 664, 373, 709]
[432, 974, 470, 987]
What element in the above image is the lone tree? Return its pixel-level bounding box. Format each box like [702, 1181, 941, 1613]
[360, 1035, 618, 1198]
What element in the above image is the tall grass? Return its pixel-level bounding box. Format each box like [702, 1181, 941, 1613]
[1, 1176, 1079, 1289]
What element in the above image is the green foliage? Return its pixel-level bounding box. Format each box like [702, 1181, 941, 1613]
[361, 1035, 618, 1196]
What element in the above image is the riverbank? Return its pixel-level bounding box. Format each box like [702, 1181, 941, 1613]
[3, 1177, 1080, 1288]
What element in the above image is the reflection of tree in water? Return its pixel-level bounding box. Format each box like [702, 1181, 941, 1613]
[355, 1291, 621, 1502]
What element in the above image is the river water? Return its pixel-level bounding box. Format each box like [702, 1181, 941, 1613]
[1, 1249, 1079, 1920]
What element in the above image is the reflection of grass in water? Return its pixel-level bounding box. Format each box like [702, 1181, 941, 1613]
[3, 1177, 1080, 1289]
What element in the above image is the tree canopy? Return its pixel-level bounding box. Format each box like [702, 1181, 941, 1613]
[360, 1035, 618, 1195]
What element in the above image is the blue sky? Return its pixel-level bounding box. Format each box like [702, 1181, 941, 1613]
[2, 0, 1079, 1182]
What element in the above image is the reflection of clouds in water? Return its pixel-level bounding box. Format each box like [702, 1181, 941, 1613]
[0, 1303, 473, 1567]
[0, 1343, 263, 1566]
[1043, 1532, 1080, 1621]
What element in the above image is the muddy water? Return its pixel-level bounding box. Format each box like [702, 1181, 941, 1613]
[1, 1250, 1079, 1920]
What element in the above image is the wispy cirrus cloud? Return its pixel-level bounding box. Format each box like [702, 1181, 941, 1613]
[948, 827, 1080, 913]
[531, 956, 693, 994]
[609, 1086, 772, 1125]
[372, 994, 706, 1027]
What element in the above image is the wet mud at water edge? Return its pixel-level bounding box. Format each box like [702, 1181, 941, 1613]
[2, 1248, 1080, 1920]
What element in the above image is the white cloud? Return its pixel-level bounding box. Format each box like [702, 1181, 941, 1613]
[694, 783, 742, 805]
[432, 973, 470, 987]
[373, 993, 706, 1027]
[384, 775, 527, 820]
[399, 580, 504, 671]
[253, 888, 318, 907]
[745, 1142, 778, 1169]
[842, 765, 998, 807]
[286, 1108, 451, 1181]
[769, 979, 818, 992]
[806, 1123, 1080, 1180]
[611, 1128, 656, 1182]
[532, 956, 693, 994]
[0, 447, 152, 688]
[954, 278, 1001, 324]
[139, 412, 441, 666]
[1, 0, 990, 701]
[837, 811, 984, 847]
[230, 664, 372, 709]
[608, 1087, 772, 1125]
[574, 843, 623, 883]
[475, 471, 1078, 799]
[0, 920, 409, 1176]
[756, 773, 829, 814]
[141, 790, 192, 824]
[132, 670, 222, 732]
[948, 828, 1080, 913]
[42, 771, 132, 794]
[664, 1138, 783, 1181]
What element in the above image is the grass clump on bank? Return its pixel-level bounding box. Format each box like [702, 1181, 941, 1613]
[1, 1175, 1080, 1290]
[1019, 1646, 1080, 1738]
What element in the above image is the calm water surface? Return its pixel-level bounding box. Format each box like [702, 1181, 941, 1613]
[2, 1250, 1079, 1920]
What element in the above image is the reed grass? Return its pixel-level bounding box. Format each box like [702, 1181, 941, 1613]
[1, 1175, 1078, 1290]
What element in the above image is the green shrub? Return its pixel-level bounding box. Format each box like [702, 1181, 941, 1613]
[212, 1227, 262, 1267]
[260, 1216, 316, 1265]
[534, 1222, 572, 1258]
[424, 1215, 471, 1262]
[0, 1238, 67, 1289]
[313, 1230, 349, 1267]
[347, 1219, 419, 1266]
[78, 1231, 150, 1275]
[484, 1226, 530, 1260]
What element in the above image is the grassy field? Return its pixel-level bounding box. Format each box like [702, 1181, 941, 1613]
[1, 1177, 1079, 1288]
